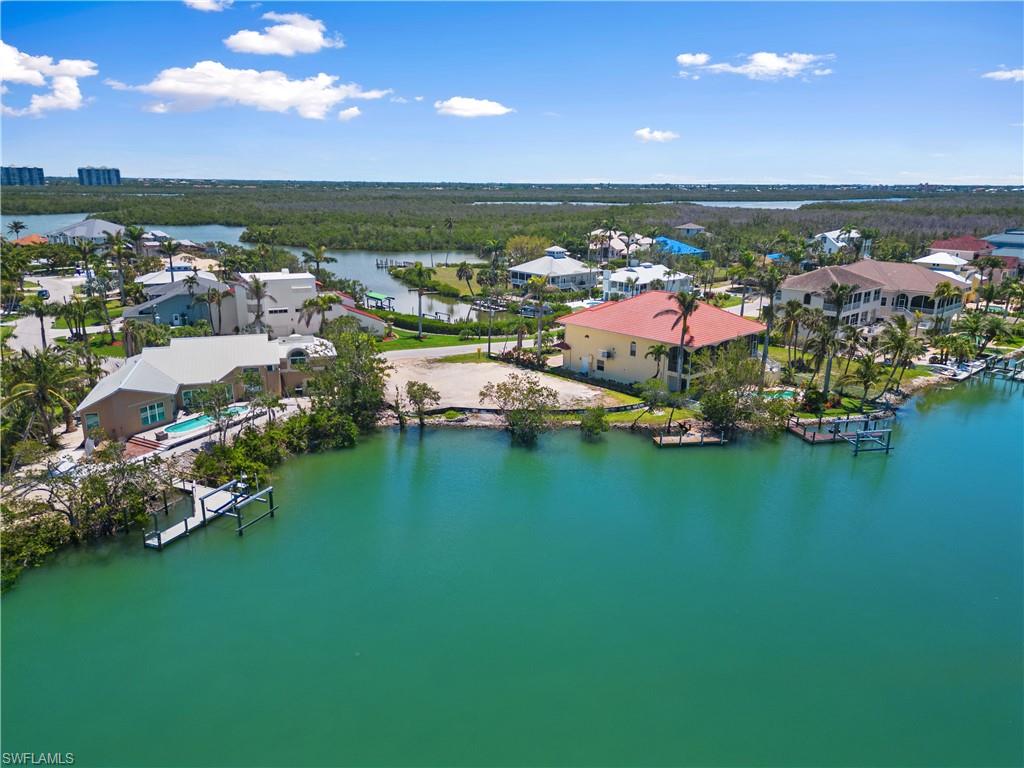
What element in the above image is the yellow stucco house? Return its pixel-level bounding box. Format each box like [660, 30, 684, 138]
[557, 291, 766, 391]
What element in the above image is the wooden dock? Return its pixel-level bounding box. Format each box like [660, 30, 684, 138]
[786, 414, 894, 455]
[653, 430, 727, 447]
[144, 478, 277, 550]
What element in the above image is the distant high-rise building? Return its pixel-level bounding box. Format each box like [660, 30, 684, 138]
[2, 166, 45, 186]
[78, 167, 121, 186]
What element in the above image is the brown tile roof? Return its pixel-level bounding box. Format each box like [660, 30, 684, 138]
[557, 291, 765, 349]
[782, 261, 963, 295]
[781, 265, 886, 293]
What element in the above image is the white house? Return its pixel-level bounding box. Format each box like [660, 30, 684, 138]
[811, 228, 861, 255]
[674, 223, 705, 237]
[509, 251, 596, 291]
[602, 263, 692, 300]
[777, 260, 966, 331]
[237, 269, 319, 337]
[47, 218, 124, 246]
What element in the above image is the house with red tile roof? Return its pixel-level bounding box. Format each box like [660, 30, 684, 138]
[12, 233, 47, 246]
[557, 291, 765, 390]
[928, 235, 994, 263]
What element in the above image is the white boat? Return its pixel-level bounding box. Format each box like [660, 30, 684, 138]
[927, 364, 970, 381]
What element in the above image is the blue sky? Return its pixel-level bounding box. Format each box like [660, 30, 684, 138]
[1, 1, 1022, 183]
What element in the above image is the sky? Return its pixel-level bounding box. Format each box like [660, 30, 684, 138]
[1, 1, 1022, 184]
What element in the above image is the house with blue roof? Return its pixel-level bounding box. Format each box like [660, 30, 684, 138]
[653, 236, 708, 259]
[984, 228, 1024, 268]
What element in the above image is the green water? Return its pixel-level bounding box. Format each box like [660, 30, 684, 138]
[3, 380, 1022, 767]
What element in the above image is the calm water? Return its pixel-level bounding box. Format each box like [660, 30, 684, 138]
[2, 214, 479, 317]
[2, 379, 1021, 767]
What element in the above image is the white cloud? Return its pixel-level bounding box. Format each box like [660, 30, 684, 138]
[184, 0, 233, 10]
[413, 95, 424, 102]
[115, 60, 389, 119]
[675, 52, 710, 67]
[634, 127, 679, 143]
[675, 51, 834, 81]
[434, 96, 513, 118]
[337, 106, 360, 121]
[0, 41, 98, 116]
[390, 95, 408, 104]
[982, 68, 1024, 82]
[224, 12, 343, 56]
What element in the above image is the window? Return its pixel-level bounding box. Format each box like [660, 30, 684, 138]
[873, 289, 881, 301]
[140, 401, 166, 427]
[880, 297, 888, 306]
[629, 341, 637, 357]
[596, 359, 605, 371]
[267, 307, 289, 315]
[181, 389, 196, 407]
[84, 413, 100, 432]
[803, 292, 812, 305]
[289, 349, 308, 366]
[853, 292, 862, 303]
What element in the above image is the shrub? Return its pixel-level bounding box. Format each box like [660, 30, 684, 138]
[443, 409, 461, 421]
[800, 388, 827, 413]
[579, 407, 609, 441]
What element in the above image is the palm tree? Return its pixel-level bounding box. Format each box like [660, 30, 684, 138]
[526, 275, 551, 364]
[757, 265, 783, 388]
[820, 282, 857, 395]
[931, 281, 963, 330]
[655, 290, 700, 391]
[302, 243, 336, 276]
[191, 287, 227, 333]
[183, 270, 199, 302]
[734, 251, 758, 317]
[976, 283, 1000, 313]
[407, 262, 436, 339]
[624, 276, 640, 298]
[841, 354, 885, 412]
[124, 224, 146, 259]
[161, 239, 180, 281]
[456, 262, 475, 296]
[3, 347, 83, 446]
[299, 293, 338, 331]
[779, 300, 805, 366]
[238, 275, 273, 333]
[444, 216, 455, 266]
[879, 316, 911, 395]
[20, 295, 56, 348]
[978, 314, 1012, 355]
[105, 233, 132, 309]
[803, 322, 840, 389]
[644, 343, 669, 379]
[6, 220, 27, 240]
[649, 278, 666, 291]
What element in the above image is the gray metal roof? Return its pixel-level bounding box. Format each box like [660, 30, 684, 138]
[49, 218, 124, 239]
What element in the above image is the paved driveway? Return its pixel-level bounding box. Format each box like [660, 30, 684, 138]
[8, 275, 86, 351]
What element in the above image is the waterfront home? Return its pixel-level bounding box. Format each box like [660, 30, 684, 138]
[125, 272, 243, 332]
[811, 228, 860, 255]
[928, 234, 994, 263]
[674, 223, 706, 237]
[777, 260, 966, 330]
[11, 233, 47, 246]
[588, 229, 658, 260]
[557, 291, 765, 391]
[509, 250, 597, 291]
[602, 263, 693, 300]
[327, 292, 387, 336]
[238, 269, 320, 336]
[75, 334, 333, 440]
[47, 218, 124, 246]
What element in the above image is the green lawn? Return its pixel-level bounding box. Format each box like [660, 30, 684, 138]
[0, 326, 14, 345]
[379, 328, 515, 352]
[434, 350, 490, 363]
[53, 301, 125, 329]
[430, 266, 486, 297]
[55, 331, 126, 358]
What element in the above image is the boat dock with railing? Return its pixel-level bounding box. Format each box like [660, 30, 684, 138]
[787, 413, 894, 455]
[144, 478, 278, 550]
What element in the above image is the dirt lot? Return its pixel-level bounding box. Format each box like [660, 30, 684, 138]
[387, 356, 621, 410]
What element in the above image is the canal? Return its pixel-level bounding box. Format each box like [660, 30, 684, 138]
[1, 378, 1021, 766]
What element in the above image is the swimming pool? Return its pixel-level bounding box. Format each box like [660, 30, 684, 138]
[766, 390, 797, 400]
[164, 406, 248, 434]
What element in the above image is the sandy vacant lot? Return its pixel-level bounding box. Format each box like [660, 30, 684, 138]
[388, 356, 620, 410]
